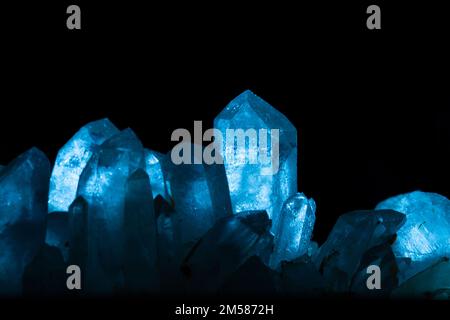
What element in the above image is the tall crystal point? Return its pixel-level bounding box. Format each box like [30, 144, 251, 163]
[48, 118, 119, 212]
[214, 90, 297, 233]
[376, 191, 450, 281]
[270, 192, 316, 269]
[0, 148, 50, 295]
[165, 143, 232, 257]
[76, 129, 146, 293]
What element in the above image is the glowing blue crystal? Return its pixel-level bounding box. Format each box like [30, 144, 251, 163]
[48, 119, 119, 213]
[76, 129, 147, 293]
[270, 192, 316, 269]
[144, 149, 170, 201]
[214, 90, 297, 233]
[165, 143, 233, 257]
[376, 191, 450, 281]
[313, 209, 405, 292]
[0, 148, 50, 295]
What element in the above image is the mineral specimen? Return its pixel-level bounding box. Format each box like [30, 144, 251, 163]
[144, 149, 170, 201]
[0, 148, 50, 295]
[313, 209, 405, 292]
[391, 257, 450, 299]
[164, 143, 233, 258]
[376, 191, 450, 281]
[182, 210, 273, 293]
[270, 192, 316, 269]
[48, 118, 119, 213]
[76, 128, 147, 293]
[122, 169, 159, 292]
[214, 90, 297, 234]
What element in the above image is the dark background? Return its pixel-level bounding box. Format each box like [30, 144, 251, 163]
[1, 1, 449, 315]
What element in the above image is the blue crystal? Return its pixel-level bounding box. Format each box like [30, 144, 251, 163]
[68, 196, 88, 274]
[76, 129, 147, 293]
[214, 90, 297, 234]
[376, 191, 450, 281]
[391, 257, 450, 299]
[182, 210, 273, 293]
[123, 169, 159, 292]
[270, 192, 316, 269]
[0, 148, 50, 295]
[165, 143, 233, 258]
[144, 148, 170, 201]
[313, 209, 405, 292]
[48, 119, 119, 213]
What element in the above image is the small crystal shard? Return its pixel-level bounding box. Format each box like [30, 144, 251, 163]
[48, 119, 119, 212]
[376, 191, 450, 281]
[313, 209, 405, 292]
[68, 196, 88, 274]
[0, 148, 50, 295]
[165, 143, 233, 257]
[214, 90, 297, 234]
[182, 210, 273, 293]
[270, 192, 316, 269]
[144, 149, 170, 201]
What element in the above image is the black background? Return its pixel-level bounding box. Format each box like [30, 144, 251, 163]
[1, 0, 449, 316]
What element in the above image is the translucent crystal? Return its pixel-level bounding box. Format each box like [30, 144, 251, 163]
[165, 143, 233, 257]
[68, 196, 88, 274]
[48, 119, 119, 212]
[123, 169, 159, 292]
[76, 129, 146, 293]
[144, 149, 170, 201]
[376, 191, 450, 281]
[0, 148, 50, 295]
[214, 90, 297, 233]
[270, 192, 316, 269]
[391, 257, 450, 299]
[182, 210, 273, 293]
[313, 209, 405, 292]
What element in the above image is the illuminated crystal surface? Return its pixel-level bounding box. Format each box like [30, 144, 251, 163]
[270, 192, 316, 269]
[76, 129, 147, 293]
[165, 143, 233, 257]
[376, 191, 450, 281]
[48, 119, 119, 213]
[313, 209, 405, 292]
[144, 149, 170, 201]
[0, 148, 50, 295]
[214, 90, 297, 233]
[182, 210, 273, 293]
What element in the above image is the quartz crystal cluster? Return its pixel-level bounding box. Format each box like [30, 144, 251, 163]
[0, 90, 449, 298]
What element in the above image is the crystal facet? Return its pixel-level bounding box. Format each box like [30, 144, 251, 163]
[0, 148, 50, 295]
[48, 119, 119, 213]
[214, 90, 297, 234]
[376, 191, 450, 281]
[144, 149, 170, 201]
[313, 209, 405, 292]
[182, 210, 273, 293]
[76, 129, 147, 293]
[270, 192, 316, 269]
[165, 144, 233, 257]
